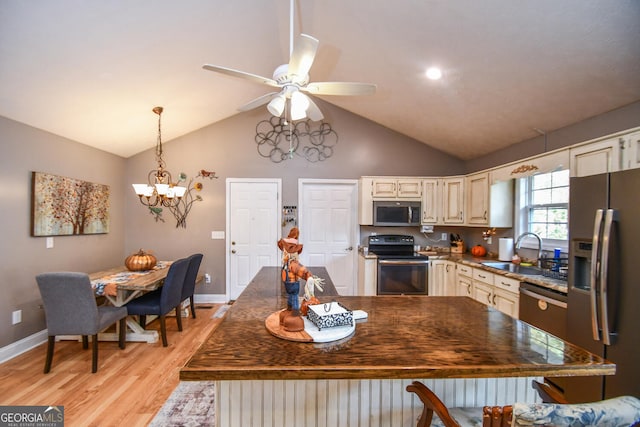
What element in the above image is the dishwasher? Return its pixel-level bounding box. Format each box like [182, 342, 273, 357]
[519, 281, 568, 392]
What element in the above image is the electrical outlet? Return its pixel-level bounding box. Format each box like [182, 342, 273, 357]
[205, 273, 211, 284]
[12, 310, 22, 325]
[441, 232, 447, 240]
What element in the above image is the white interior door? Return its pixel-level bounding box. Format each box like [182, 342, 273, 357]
[226, 179, 281, 301]
[298, 179, 359, 296]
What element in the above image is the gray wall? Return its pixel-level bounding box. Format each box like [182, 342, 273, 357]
[0, 116, 126, 348]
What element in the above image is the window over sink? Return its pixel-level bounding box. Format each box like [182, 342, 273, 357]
[516, 169, 569, 252]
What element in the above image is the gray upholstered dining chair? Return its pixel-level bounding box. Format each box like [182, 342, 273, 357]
[406, 380, 640, 427]
[36, 272, 128, 373]
[125, 257, 189, 347]
[181, 253, 203, 319]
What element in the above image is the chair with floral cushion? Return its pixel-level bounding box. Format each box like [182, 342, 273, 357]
[406, 380, 640, 427]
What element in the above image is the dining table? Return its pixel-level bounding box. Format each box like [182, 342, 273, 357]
[89, 261, 172, 343]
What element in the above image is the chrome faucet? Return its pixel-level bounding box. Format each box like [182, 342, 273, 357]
[514, 232, 542, 267]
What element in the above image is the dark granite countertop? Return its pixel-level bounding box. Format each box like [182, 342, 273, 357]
[180, 266, 612, 381]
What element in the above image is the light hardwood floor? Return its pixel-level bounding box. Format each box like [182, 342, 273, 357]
[0, 304, 223, 427]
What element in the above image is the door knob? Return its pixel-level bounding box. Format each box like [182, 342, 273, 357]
[231, 250, 236, 254]
[232, 241, 236, 245]
[346, 246, 353, 251]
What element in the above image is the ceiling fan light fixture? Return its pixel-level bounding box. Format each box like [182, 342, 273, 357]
[426, 66, 443, 80]
[267, 94, 286, 116]
[290, 91, 310, 121]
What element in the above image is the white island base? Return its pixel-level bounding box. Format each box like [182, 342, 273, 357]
[215, 376, 542, 427]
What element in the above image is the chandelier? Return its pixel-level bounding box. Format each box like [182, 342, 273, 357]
[132, 107, 217, 228]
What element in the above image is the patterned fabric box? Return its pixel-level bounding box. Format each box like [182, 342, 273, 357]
[307, 302, 353, 330]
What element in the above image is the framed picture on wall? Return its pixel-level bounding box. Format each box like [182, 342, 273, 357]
[31, 171, 110, 236]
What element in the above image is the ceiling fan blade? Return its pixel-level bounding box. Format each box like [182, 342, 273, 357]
[305, 96, 324, 122]
[288, 34, 319, 82]
[237, 92, 280, 112]
[202, 64, 280, 88]
[303, 81, 377, 96]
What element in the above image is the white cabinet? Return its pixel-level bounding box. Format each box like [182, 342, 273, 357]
[623, 131, 640, 171]
[429, 260, 446, 296]
[358, 177, 374, 225]
[441, 177, 465, 224]
[466, 172, 489, 225]
[372, 178, 422, 199]
[430, 260, 456, 296]
[421, 177, 465, 225]
[470, 268, 520, 318]
[357, 253, 377, 295]
[421, 179, 439, 224]
[456, 264, 473, 297]
[570, 136, 623, 177]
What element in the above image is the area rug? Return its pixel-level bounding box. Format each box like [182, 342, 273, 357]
[150, 381, 216, 427]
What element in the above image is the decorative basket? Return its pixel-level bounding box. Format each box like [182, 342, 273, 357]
[306, 302, 353, 330]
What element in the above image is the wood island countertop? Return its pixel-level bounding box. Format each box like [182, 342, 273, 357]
[180, 267, 614, 381]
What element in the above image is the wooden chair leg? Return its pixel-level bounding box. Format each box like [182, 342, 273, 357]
[91, 334, 98, 373]
[190, 296, 196, 319]
[44, 336, 55, 374]
[406, 381, 459, 427]
[159, 315, 168, 347]
[82, 335, 89, 349]
[118, 318, 126, 349]
[175, 306, 183, 331]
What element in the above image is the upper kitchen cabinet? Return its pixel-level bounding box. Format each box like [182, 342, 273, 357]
[372, 178, 422, 199]
[466, 172, 489, 225]
[358, 177, 374, 225]
[570, 135, 623, 177]
[466, 171, 513, 228]
[623, 131, 640, 171]
[421, 177, 465, 225]
[441, 176, 465, 224]
[421, 179, 439, 224]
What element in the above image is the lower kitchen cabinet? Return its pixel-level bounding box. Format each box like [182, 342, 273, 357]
[357, 254, 377, 296]
[429, 260, 456, 296]
[470, 267, 520, 318]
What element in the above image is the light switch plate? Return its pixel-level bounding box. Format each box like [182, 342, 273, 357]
[211, 231, 225, 239]
[46, 237, 54, 249]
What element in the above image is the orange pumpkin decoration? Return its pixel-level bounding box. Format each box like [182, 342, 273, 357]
[471, 245, 487, 257]
[300, 296, 320, 316]
[125, 249, 157, 271]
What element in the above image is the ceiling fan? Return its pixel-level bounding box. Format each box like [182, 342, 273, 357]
[202, 0, 376, 122]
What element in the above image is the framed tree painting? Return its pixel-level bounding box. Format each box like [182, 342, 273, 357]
[31, 171, 110, 236]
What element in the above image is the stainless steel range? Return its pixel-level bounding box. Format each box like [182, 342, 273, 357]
[368, 234, 429, 295]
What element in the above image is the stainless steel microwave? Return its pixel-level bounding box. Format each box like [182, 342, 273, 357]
[373, 201, 421, 226]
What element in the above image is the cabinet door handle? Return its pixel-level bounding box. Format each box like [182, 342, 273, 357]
[492, 294, 496, 305]
[500, 281, 511, 287]
[487, 294, 492, 304]
[484, 210, 487, 220]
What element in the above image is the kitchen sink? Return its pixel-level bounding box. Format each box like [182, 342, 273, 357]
[481, 261, 542, 276]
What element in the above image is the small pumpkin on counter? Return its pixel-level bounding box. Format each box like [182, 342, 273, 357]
[125, 249, 157, 271]
[470, 245, 487, 257]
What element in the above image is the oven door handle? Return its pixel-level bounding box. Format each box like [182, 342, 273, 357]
[378, 259, 430, 266]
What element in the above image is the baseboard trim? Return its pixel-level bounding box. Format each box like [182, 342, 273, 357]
[194, 294, 228, 304]
[0, 329, 47, 364]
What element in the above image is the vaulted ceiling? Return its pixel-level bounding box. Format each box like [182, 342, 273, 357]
[1, 0, 639, 159]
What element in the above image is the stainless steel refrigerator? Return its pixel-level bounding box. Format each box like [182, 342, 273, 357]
[566, 167, 640, 402]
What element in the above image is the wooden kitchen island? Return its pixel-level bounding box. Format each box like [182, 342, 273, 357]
[181, 267, 614, 427]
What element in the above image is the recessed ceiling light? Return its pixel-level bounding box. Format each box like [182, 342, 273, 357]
[426, 67, 442, 80]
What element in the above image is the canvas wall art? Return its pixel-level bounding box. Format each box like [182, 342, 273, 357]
[31, 171, 110, 236]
